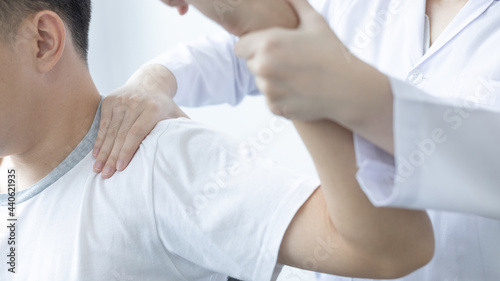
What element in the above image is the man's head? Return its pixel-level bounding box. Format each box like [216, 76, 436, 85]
[0, 0, 95, 158]
[0, 0, 91, 61]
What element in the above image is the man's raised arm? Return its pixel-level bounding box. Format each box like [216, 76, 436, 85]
[184, 0, 298, 36]
[277, 120, 435, 278]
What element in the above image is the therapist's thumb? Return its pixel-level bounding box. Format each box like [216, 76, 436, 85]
[286, 0, 320, 25]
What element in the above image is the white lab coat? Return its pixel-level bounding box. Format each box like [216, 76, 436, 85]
[149, 0, 500, 279]
[345, 0, 500, 220]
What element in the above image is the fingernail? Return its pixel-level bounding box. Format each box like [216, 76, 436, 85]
[92, 148, 100, 157]
[116, 160, 125, 171]
[94, 161, 104, 172]
[102, 166, 114, 177]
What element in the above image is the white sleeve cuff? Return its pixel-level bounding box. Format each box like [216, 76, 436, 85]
[144, 32, 258, 107]
[354, 134, 400, 207]
[356, 76, 500, 218]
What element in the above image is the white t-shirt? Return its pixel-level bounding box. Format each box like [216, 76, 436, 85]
[149, 0, 500, 280]
[0, 105, 319, 281]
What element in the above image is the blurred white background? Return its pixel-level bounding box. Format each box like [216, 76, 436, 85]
[88, 1, 319, 280]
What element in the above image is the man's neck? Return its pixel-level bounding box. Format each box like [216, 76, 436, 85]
[0, 75, 101, 193]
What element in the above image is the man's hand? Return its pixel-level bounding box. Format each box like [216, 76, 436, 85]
[93, 65, 188, 178]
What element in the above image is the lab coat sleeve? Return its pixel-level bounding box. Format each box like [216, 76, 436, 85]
[356, 77, 500, 219]
[146, 31, 260, 107]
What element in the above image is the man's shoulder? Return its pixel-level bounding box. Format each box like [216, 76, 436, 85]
[143, 118, 238, 165]
[147, 117, 233, 146]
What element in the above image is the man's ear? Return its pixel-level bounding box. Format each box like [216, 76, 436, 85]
[23, 11, 66, 73]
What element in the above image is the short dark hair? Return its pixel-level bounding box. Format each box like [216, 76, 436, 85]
[0, 0, 92, 61]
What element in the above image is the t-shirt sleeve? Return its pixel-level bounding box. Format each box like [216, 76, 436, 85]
[355, 77, 500, 219]
[145, 32, 260, 107]
[150, 118, 320, 280]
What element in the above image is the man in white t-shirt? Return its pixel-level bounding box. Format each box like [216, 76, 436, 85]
[0, 1, 433, 281]
[92, 0, 500, 280]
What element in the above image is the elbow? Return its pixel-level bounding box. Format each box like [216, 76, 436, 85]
[375, 224, 435, 279]
[377, 245, 434, 279]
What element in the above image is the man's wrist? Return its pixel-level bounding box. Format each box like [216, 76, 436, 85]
[326, 59, 387, 124]
[187, 0, 298, 36]
[326, 59, 394, 153]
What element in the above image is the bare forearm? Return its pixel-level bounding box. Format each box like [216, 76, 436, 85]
[187, 0, 299, 35]
[293, 119, 433, 272]
[325, 59, 395, 154]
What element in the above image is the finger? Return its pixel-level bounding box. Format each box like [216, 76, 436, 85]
[268, 99, 297, 119]
[101, 109, 142, 178]
[116, 113, 158, 172]
[93, 108, 125, 173]
[177, 4, 189, 15]
[285, 0, 319, 24]
[93, 99, 113, 158]
[254, 75, 288, 98]
[235, 30, 272, 59]
[246, 54, 285, 79]
[247, 55, 269, 77]
[254, 76, 270, 95]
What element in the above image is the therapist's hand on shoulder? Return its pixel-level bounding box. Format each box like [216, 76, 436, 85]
[93, 64, 188, 178]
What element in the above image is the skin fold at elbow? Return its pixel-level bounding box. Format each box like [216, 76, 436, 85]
[364, 213, 435, 279]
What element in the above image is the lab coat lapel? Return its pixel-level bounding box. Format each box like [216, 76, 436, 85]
[402, 0, 427, 67]
[417, 0, 496, 64]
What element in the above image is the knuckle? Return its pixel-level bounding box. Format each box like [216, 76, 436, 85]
[128, 126, 144, 138]
[97, 129, 107, 139]
[121, 146, 135, 157]
[256, 62, 273, 77]
[113, 105, 126, 115]
[261, 38, 278, 53]
[116, 130, 128, 142]
[146, 100, 162, 112]
[261, 32, 284, 52]
[257, 79, 274, 95]
[107, 127, 119, 137]
[127, 95, 142, 109]
[94, 137, 103, 145]
[106, 155, 118, 165]
[96, 150, 109, 161]
[99, 119, 110, 129]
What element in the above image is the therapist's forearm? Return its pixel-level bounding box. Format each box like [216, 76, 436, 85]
[186, 0, 298, 36]
[328, 62, 396, 154]
[293, 119, 433, 272]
